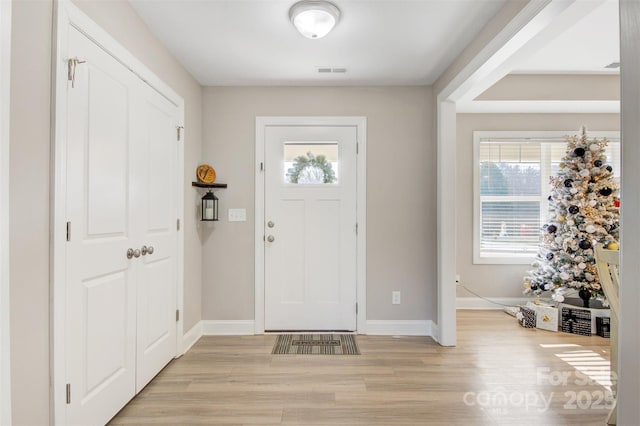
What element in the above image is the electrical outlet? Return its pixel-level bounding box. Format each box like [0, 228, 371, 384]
[392, 291, 401, 305]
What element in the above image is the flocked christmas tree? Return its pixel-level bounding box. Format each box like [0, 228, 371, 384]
[524, 127, 620, 307]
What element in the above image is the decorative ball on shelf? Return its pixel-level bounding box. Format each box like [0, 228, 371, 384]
[574, 147, 586, 157]
[606, 165, 613, 172]
[546, 252, 554, 260]
[556, 215, 565, 223]
[607, 242, 619, 250]
[599, 187, 612, 196]
[579, 240, 592, 250]
[196, 164, 216, 184]
[564, 179, 573, 188]
[568, 205, 579, 214]
[614, 199, 620, 208]
[547, 224, 557, 233]
[594, 160, 603, 167]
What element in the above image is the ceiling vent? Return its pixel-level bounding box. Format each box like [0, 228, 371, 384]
[317, 67, 347, 74]
[605, 62, 620, 69]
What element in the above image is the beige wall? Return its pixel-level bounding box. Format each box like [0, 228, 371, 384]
[9, 1, 202, 424]
[201, 86, 436, 321]
[477, 74, 620, 101]
[456, 113, 620, 299]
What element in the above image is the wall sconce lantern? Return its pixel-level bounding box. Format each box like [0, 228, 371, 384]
[201, 190, 219, 221]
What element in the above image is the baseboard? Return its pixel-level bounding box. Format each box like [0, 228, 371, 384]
[181, 321, 203, 355]
[201, 320, 256, 335]
[456, 297, 530, 310]
[364, 320, 433, 336]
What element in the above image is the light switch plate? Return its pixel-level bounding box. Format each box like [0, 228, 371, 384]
[228, 208, 247, 222]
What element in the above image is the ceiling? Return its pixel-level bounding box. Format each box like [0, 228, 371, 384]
[128, 0, 507, 86]
[129, 0, 619, 87]
[513, 0, 619, 75]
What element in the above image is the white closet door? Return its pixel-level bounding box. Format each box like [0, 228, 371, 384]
[65, 27, 179, 424]
[133, 83, 178, 392]
[66, 26, 137, 425]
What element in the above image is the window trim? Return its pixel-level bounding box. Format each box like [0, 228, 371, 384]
[473, 130, 620, 265]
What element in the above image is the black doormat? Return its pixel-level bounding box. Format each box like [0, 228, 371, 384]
[271, 334, 360, 355]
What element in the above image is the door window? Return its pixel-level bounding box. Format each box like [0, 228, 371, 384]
[284, 142, 339, 184]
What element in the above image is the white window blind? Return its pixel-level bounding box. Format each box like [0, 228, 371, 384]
[473, 131, 620, 264]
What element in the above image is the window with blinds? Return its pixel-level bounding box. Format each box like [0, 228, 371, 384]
[473, 131, 620, 264]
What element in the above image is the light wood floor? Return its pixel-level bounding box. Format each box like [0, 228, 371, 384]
[109, 311, 612, 425]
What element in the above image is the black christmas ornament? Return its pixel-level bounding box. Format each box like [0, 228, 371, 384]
[530, 284, 538, 291]
[574, 147, 586, 157]
[548, 195, 552, 201]
[599, 187, 613, 196]
[578, 289, 592, 308]
[606, 165, 613, 172]
[547, 224, 557, 233]
[594, 160, 603, 167]
[568, 205, 579, 214]
[546, 252, 554, 260]
[579, 240, 591, 250]
[564, 179, 573, 188]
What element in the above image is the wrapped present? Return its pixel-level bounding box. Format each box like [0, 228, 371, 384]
[561, 307, 591, 336]
[526, 302, 559, 332]
[559, 302, 611, 334]
[596, 317, 611, 338]
[517, 307, 536, 328]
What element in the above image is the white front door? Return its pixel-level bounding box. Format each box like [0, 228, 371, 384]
[264, 125, 357, 331]
[65, 26, 178, 425]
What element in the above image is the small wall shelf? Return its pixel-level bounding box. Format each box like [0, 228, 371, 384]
[192, 182, 228, 189]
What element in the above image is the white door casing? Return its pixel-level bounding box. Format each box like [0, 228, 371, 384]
[255, 117, 367, 334]
[264, 126, 357, 331]
[53, 2, 185, 423]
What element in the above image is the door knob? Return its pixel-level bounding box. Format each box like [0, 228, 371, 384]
[133, 249, 141, 258]
[267, 235, 275, 243]
[126, 248, 134, 259]
[267, 221, 275, 228]
[141, 245, 148, 256]
[147, 246, 154, 255]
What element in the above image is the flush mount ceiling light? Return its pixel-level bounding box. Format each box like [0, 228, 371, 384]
[289, 0, 341, 39]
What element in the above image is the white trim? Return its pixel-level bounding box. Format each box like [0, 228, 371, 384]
[619, 1, 640, 423]
[364, 320, 433, 337]
[254, 116, 367, 334]
[456, 297, 531, 310]
[51, 2, 185, 423]
[181, 322, 203, 355]
[457, 100, 620, 114]
[0, 0, 11, 424]
[202, 320, 256, 336]
[435, 0, 597, 347]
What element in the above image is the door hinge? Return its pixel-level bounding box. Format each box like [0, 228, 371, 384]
[66, 221, 71, 241]
[356, 142, 359, 154]
[67, 57, 86, 88]
[177, 126, 184, 141]
[355, 223, 358, 235]
[356, 303, 358, 314]
[176, 309, 180, 322]
[177, 218, 181, 231]
[66, 383, 71, 404]
[260, 162, 264, 172]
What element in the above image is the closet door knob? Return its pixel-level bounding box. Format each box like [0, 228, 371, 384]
[147, 246, 154, 255]
[141, 245, 148, 256]
[126, 248, 135, 259]
[133, 249, 141, 258]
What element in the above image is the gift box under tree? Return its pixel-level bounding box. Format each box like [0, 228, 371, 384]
[518, 307, 536, 328]
[561, 306, 591, 336]
[596, 317, 611, 338]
